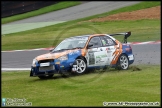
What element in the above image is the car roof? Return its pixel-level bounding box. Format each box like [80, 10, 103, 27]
[69, 35, 90, 38]
[66, 34, 108, 39]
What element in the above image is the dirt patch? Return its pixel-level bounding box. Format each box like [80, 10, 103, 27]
[131, 66, 142, 71]
[88, 6, 160, 22]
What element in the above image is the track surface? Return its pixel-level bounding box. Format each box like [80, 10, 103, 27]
[2, 44, 161, 70]
[3, 1, 141, 24]
[2, 1, 140, 34]
[2, 1, 160, 71]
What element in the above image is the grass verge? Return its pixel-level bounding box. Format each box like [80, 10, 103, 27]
[1, 1, 81, 24]
[2, 65, 160, 106]
[2, 19, 160, 51]
[76, 1, 160, 21]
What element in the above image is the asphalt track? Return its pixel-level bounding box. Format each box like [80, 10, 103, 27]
[2, 1, 141, 34]
[2, 43, 161, 71]
[2, 1, 160, 71]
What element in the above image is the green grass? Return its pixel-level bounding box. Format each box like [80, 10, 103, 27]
[2, 19, 160, 51]
[1, 1, 81, 24]
[1, 1, 160, 51]
[2, 65, 160, 106]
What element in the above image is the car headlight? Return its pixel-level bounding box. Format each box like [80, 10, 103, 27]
[57, 55, 68, 61]
[32, 58, 38, 67]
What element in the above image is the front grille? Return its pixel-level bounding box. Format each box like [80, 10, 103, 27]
[39, 59, 53, 63]
[39, 65, 54, 72]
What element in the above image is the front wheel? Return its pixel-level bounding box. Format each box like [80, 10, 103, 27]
[116, 54, 129, 70]
[72, 58, 87, 74]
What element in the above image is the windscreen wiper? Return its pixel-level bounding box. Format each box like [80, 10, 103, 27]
[71, 47, 83, 49]
[52, 48, 71, 53]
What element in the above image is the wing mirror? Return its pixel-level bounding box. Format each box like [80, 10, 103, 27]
[49, 47, 55, 52]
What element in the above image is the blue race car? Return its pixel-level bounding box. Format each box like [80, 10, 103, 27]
[30, 31, 134, 79]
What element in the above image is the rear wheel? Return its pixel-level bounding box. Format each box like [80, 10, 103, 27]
[116, 54, 129, 70]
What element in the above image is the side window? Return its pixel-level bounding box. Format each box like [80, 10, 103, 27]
[100, 36, 116, 46]
[88, 37, 102, 48]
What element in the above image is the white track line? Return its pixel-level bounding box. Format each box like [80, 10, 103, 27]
[1, 40, 161, 71]
[2, 68, 31, 71]
[1, 48, 50, 52]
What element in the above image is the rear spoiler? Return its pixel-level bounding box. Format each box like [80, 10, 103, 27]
[108, 31, 131, 43]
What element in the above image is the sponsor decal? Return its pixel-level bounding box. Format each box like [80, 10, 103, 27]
[128, 55, 134, 60]
[69, 50, 80, 55]
[96, 59, 104, 63]
[60, 65, 64, 68]
[95, 55, 107, 63]
[106, 47, 114, 53]
[106, 48, 114, 51]
[96, 54, 107, 58]
[55, 62, 60, 64]
[125, 48, 131, 52]
[106, 48, 110, 51]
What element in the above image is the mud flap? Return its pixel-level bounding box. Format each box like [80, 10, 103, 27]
[72, 65, 77, 72]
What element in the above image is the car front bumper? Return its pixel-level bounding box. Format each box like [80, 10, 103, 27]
[30, 59, 75, 77]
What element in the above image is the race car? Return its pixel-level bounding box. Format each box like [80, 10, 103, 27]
[30, 31, 134, 79]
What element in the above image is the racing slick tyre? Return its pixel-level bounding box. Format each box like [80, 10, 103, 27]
[116, 54, 129, 70]
[38, 74, 54, 79]
[72, 57, 87, 74]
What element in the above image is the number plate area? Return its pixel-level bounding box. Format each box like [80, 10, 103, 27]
[39, 65, 55, 72]
[40, 62, 50, 67]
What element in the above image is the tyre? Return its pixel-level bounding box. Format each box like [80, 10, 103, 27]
[38, 74, 54, 79]
[72, 58, 87, 74]
[116, 54, 129, 70]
